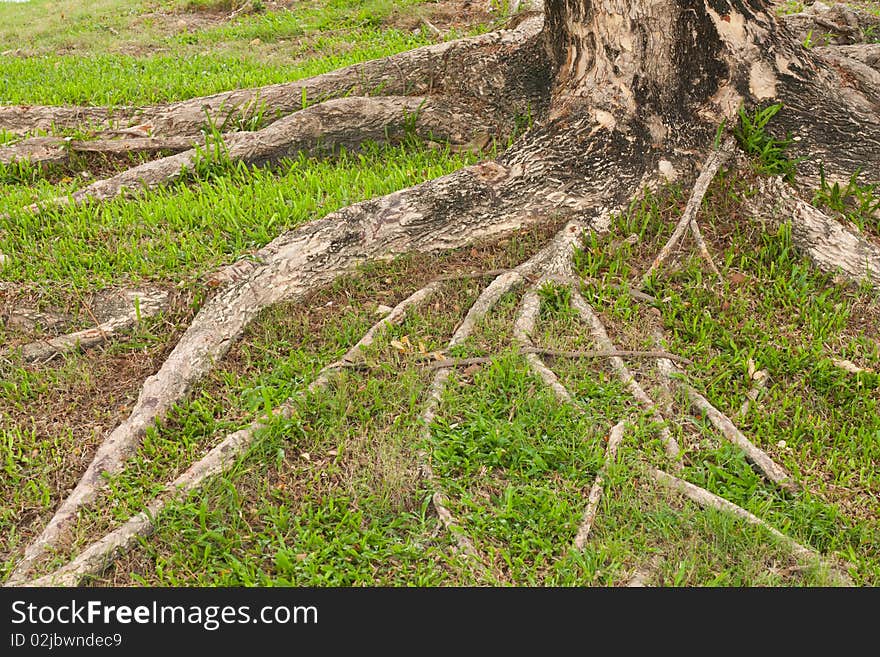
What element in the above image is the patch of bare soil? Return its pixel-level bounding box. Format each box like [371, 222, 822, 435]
[384, 0, 496, 34]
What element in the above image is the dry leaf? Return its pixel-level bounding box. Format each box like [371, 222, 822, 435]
[831, 357, 872, 374]
[463, 363, 481, 377]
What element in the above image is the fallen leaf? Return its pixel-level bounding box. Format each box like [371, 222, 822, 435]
[831, 357, 872, 374]
[463, 363, 481, 377]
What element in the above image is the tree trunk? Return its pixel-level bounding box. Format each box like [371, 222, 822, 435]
[540, 0, 880, 180]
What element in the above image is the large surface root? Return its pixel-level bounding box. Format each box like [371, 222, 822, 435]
[781, 3, 880, 46]
[748, 177, 880, 292]
[7, 120, 637, 583]
[0, 135, 205, 167]
[0, 16, 545, 139]
[23, 96, 501, 211]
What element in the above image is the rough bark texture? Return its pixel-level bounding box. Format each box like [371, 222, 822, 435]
[0, 17, 547, 139]
[748, 177, 880, 291]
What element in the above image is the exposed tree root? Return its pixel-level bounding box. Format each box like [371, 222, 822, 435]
[10, 280, 441, 586]
[747, 177, 880, 292]
[820, 44, 880, 71]
[818, 50, 880, 107]
[0, 16, 545, 139]
[830, 357, 875, 374]
[0, 135, 205, 167]
[514, 288, 574, 402]
[569, 288, 681, 462]
[8, 139, 587, 583]
[0, 137, 68, 167]
[428, 348, 690, 369]
[652, 469, 853, 586]
[573, 420, 627, 549]
[4, 289, 169, 364]
[23, 96, 500, 212]
[781, 3, 880, 46]
[640, 141, 731, 287]
[652, 341, 796, 493]
[417, 220, 592, 571]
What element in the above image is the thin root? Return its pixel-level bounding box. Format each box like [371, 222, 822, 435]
[13, 281, 441, 586]
[652, 469, 852, 586]
[573, 420, 627, 549]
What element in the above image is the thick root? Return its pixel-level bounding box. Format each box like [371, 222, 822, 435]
[818, 44, 880, 71]
[7, 126, 605, 582]
[514, 289, 575, 402]
[0, 16, 545, 139]
[23, 96, 500, 212]
[781, 3, 880, 46]
[817, 50, 880, 107]
[747, 177, 880, 292]
[0, 135, 205, 167]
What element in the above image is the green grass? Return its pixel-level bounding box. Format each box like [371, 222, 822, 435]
[0, 0, 492, 107]
[0, 143, 480, 291]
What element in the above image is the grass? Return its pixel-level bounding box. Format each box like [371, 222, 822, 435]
[1, 0, 879, 587]
[0, 143, 480, 293]
[0, 0, 494, 107]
